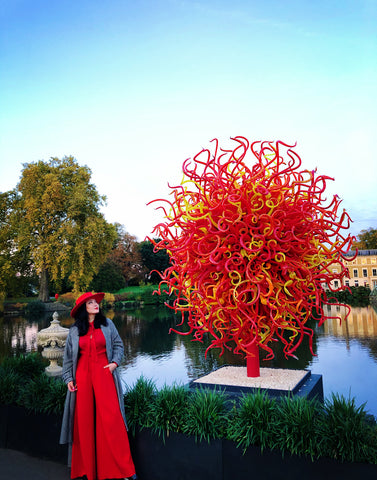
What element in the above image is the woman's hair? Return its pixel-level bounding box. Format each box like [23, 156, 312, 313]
[73, 303, 108, 336]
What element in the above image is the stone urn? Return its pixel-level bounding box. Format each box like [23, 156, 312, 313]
[37, 311, 69, 377]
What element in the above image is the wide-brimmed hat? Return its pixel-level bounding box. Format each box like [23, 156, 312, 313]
[70, 292, 105, 318]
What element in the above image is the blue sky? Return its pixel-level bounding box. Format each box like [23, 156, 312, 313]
[1, 0, 376, 240]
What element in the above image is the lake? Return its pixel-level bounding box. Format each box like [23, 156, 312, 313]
[1, 303, 377, 418]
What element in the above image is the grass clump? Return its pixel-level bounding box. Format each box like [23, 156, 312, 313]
[124, 376, 157, 432]
[0, 369, 23, 405]
[150, 383, 189, 440]
[274, 395, 322, 459]
[18, 374, 67, 414]
[0, 354, 66, 414]
[228, 390, 277, 453]
[183, 387, 229, 443]
[317, 393, 377, 463]
[0, 353, 46, 380]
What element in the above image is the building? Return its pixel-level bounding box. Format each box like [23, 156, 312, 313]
[332, 250, 377, 290]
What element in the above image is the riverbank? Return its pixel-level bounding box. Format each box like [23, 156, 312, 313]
[1, 284, 169, 315]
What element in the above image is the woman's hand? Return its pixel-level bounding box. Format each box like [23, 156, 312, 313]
[67, 381, 77, 392]
[104, 362, 117, 373]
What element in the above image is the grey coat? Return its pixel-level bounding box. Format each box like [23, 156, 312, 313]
[59, 318, 128, 445]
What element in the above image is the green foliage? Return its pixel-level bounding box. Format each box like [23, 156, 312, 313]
[274, 395, 322, 459]
[0, 354, 65, 414]
[139, 239, 170, 283]
[228, 390, 277, 452]
[112, 285, 171, 306]
[18, 374, 67, 414]
[124, 376, 157, 432]
[0, 353, 46, 380]
[183, 387, 229, 443]
[330, 285, 371, 307]
[317, 393, 377, 463]
[89, 259, 126, 293]
[25, 300, 46, 317]
[0, 369, 23, 405]
[11, 156, 117, 298]
[140, 287, 156, 304]
[354, 228, 377, 250]
[0, 191, 36, 298]
[1, 356, 377, 464]
[149, 384, 189, 440]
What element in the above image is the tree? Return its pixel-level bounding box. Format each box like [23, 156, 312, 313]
[89, 258, 126, 292]
[0, 192, 15, 302]
[13, 156, 116, 301]
[108, 225, 143, 285]
[0, 191, 36, 300]
[139, 238, 171, 283]
[354, 228, 377, 250]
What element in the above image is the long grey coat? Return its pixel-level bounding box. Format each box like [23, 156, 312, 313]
[59, 318, 128, 445]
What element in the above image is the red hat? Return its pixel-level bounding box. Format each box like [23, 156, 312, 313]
[70, 292, 105, 318]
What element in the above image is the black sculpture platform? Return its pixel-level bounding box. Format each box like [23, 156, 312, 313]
[188, 366, 324, 402]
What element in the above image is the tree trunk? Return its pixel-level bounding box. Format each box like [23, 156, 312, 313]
[38, 268, 49, 302]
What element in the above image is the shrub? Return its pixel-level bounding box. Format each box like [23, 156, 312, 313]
[0, 354, 66, 415]
[183, 387, 229, 443]
[125, 292, 137, 301]
[140, 288, 155, 305]
[114, 293, 130, 302]
[58, 292, 76, 307]
[114, 301, 124, 310]
[0, 369, 23, 405]
[19, 374, 67, 415]
[14, 302, 27, 311]
[330, 286, 371, 307]
[228, 390, 278, 452]
[25, 300, 45, 316]
[104, 292, 115, 304]
[0, 353, 46, 380]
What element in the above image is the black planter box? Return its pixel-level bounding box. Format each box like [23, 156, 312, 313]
[3, 405, 67, 463]
[222, 439, 377, 480]
[2, 406, 377, 479]
[130, 428, 222, 480]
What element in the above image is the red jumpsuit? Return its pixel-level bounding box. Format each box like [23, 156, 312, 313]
[71, 323, 135, 480]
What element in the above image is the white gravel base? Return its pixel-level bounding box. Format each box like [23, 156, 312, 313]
[193, 366, 309, 391]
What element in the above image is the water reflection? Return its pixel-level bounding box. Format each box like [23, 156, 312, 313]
[323, 304, 377, 340]
[1, 305, 377, 417]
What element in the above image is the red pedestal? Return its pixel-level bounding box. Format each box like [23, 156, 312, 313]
[246, 343, 260, 377]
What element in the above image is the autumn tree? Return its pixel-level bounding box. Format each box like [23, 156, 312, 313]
[0, 191, 34, 300]
[107, 224, 143, 285]
[13, 156, 116, 301]
[0, 192, 15, 302]
[354, 228, 377, 250]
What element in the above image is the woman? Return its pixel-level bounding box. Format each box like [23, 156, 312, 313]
[60, 292, 137, 480]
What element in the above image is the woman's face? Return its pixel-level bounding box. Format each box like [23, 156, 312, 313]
[86, 298, 100, 316]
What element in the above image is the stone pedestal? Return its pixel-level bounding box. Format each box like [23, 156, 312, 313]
[37, 311, 69, 377]
[189, 366, 323, 402]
